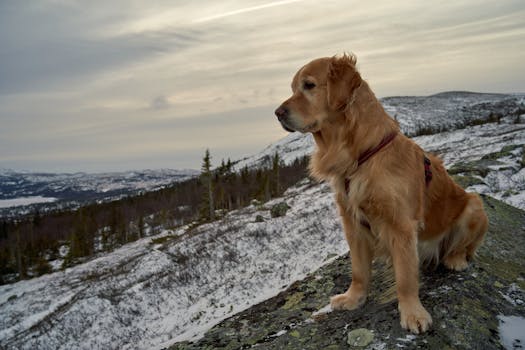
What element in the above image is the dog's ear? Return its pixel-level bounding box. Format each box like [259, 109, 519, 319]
[327, 54, 362, 111]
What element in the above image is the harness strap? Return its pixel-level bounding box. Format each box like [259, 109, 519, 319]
[424, 156, 433, 186]
[344, 132, 398, 193]
[357, 132, 398, 166]
[341, 136, 433, 230]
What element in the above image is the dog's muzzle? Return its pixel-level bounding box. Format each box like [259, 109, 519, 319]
[274, 106, 295, 132]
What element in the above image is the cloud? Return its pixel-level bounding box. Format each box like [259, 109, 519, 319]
[149, 95, 170, 110]
[0, 2, 205, 95]
[193, 0, 306, 23]
[0, 0, 524, 172]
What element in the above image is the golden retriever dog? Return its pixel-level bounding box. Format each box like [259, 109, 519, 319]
[274, 54, 488, 333]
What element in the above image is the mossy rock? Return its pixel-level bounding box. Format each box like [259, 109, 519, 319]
[170, 196, 525, 349]
[282, 292, 304, 310]
[481, 144, 523, 160]
[451, 174, 486, 188]
[150, 235, 175, 245]
[347, 328, 374, 347]
[270, 202, 291, 218]
[448, 159, 501, 177]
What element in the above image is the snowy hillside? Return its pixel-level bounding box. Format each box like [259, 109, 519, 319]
[0, 181, 346, 350]
[382, 91, 524, 135]
[1, 92, 524, 349]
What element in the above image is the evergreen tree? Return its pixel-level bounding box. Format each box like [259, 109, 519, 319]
[105, 205, 120, 251]
[138, 215, 145, 239]
[33, 210, 41, 228]
[14, 227, 27, 279]
[67, 210, 90, 261]
[0, 220, 7, 240]
[271, 152, 281, 197]
[35, 255, 52, 276]
[199, 149, 215, 221]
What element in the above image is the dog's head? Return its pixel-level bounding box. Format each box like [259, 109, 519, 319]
[274, 54, 362, 133]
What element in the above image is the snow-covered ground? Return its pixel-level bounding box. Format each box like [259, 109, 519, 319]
[1, 92, 524, 349]
[0, 196, 57, 209]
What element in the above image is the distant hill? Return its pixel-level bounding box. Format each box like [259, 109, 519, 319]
[0, 168, 199, 218]
[236, 91, 525, 170]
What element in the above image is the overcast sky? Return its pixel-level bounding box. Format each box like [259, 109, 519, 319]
[1, 0, 524, 172]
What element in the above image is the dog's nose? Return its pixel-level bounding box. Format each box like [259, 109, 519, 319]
[274, 106, 289, 120]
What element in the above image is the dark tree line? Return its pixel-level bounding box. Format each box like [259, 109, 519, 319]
[0, 152, 310, 284]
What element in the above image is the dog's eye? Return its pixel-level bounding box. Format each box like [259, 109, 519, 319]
[303, 81, 316, 90]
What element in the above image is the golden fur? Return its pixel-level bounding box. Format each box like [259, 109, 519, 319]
[275, 54, 488, 333]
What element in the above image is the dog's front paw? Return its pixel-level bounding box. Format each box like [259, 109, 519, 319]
[399, 300, 432, 334]
[330, 292, 366, 311]
[443, 253, 468, 271]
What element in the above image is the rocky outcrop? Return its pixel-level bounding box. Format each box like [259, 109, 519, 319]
[170, 195, 525, 349]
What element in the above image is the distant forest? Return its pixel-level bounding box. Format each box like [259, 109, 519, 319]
[0, 152, 310, 285]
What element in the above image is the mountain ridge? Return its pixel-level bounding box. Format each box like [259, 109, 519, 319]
[0, 168, 199, 218]
[235, 91, 524, 170]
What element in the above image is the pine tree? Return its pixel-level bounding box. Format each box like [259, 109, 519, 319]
[271, 152, 281, 197]
[35, 255, 52, 276]
[0, 220, 7, 240]
[67, 209, 91, 262]
[200, 149, 215, 221]
[14, 227, 27, 279]
[138, 215, 145, 239]
[33, 210, 41, 227]
[105, 205, 120, 251]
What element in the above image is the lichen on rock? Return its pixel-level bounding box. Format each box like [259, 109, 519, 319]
[347, 328, 374, 348]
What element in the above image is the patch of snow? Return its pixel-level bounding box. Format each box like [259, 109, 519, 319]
[498, 315, 525, 350]
[48, 259, 63, 271]
[396, 334, 417, 343]
[311, 303, 333, 318]
[271, 329, 288, 338]
[0, 196, 57, 208]
[369, 343, 387, 350]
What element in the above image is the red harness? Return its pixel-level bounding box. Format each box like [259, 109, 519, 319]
[357, 132, 398, 167]
[343, 132, 433, 230]
[344, 132, 433, 192]
[424, 156, 433, 185]
[344, 132, 398, 193]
